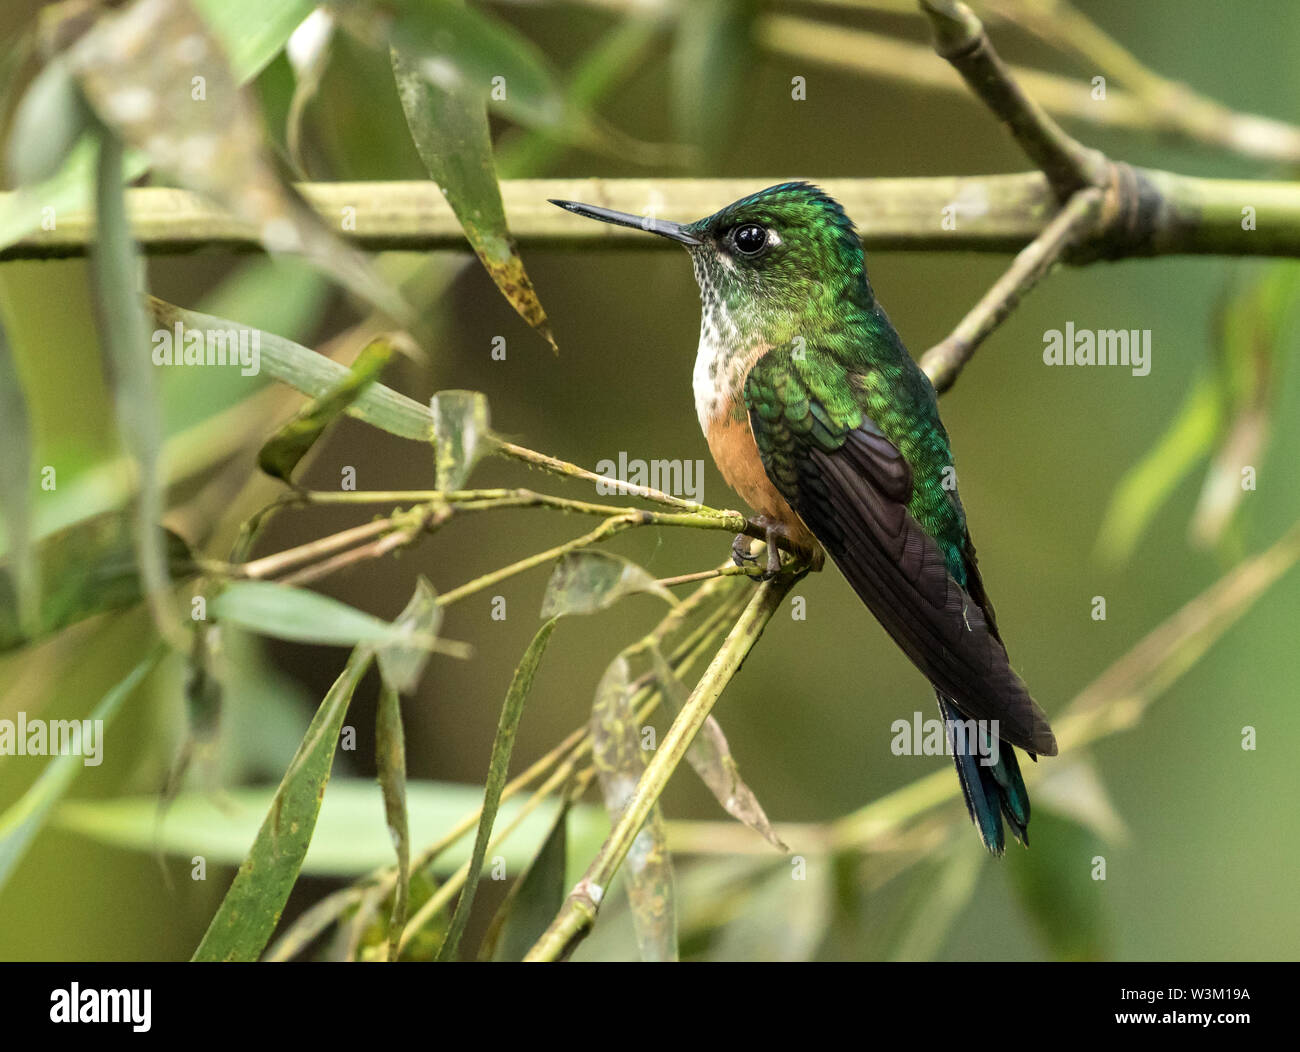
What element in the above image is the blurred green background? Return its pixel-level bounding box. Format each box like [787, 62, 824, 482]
[1, 0, 1298, 961]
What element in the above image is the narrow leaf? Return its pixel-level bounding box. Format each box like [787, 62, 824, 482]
[0, 311, 38, 638]
[886, 841, 981, 962]
[375, 576, 442, 695]
[480, 796, 570, 962]
[1191, 263, 1300, 547]
[211, 580, 439, 650]
[393, 45, 555, 349]
[1093, 374, 1220, 566]
[55, 778, 609, 878]
[372, 0, 573, 137]
[192, 0, 318, 81]
[1008, 811, 1111, 961]
[436, 616, 558, 960]
[669, 0, 759, 161]
[706, 857, 831, 962]
[90, 124, 175, 640]
[375, 682, 409, 961]
[257, 336, 394, 483]
[193, 645, 372, 961]
[5, 55, 93, 186]
[540, 549, 677, 619]
[0, 512, 195, 653]
[651, 646, 785, 850]
[430, 389, 496, 490]
[496, 14, 662, 176]
[1034, 757, 1129, 844]
[590, 653, 677, 962]
[148, 298, 433, 441]
[0, 644, 163, 893]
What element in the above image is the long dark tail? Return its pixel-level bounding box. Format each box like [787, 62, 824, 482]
[936, 691, 1031, 855]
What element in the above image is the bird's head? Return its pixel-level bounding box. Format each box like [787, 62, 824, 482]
[551, 183, 872, 343]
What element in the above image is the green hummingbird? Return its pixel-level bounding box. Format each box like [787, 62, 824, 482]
[551, 183, 1057, 854]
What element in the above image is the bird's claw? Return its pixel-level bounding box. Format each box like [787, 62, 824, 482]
[731, 532, 760, 568]
[735, 515, 815, 582]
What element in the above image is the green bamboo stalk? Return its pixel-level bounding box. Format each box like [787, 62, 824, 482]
[6, 171, 1300, 259]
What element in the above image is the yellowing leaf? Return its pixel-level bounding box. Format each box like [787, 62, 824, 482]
[257, 336, 394, 484]
[393, 45, 555, 349]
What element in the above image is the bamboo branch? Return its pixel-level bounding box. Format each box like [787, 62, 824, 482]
[921, 186, 1104, 392]
[6, 171, 1300, 258]
[919, 0, 1108, 198]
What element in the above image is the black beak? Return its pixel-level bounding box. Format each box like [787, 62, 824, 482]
[549, 199, 703, 246]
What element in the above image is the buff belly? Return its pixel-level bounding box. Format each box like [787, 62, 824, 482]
[705, 411, 818, 552]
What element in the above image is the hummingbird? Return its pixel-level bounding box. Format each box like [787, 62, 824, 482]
[551, 183, 1057, 854]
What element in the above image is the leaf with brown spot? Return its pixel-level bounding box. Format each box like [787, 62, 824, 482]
[392, 43, 555, 350]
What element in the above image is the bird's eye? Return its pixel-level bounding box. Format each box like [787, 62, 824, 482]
[731, 224, 768, 256]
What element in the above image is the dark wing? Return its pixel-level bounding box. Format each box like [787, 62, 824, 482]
[744, 355, 1057, 757]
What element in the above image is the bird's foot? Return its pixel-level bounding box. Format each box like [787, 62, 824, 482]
[733, 516, 823, 581]
[731, 532, 761, 569]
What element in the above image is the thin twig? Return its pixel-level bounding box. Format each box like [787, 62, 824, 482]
[918, 0, 1108, 199]
[524, 574, 797, 962]
[920, 186, 1105, 393]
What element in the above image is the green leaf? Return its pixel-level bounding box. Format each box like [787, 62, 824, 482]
[669, 0, 759, 161]
[211, 580, 440, 651]
[193, 0, 318, 82]
[1096, 264, 1300, 564]
[1008, 810, 1111, 961]
[1191, 263, 1300, 548]
[65, 0, 410, 324]
[5, 56, 93, 186]
[193, 645, 372, 961]
[540, 549, 677, 619]
[375, 577, 442, 694]
[374, 0, 569, 136]
[375, 682, 409, 960]
[705, 857, 832, 962]
[496, 14, 663, 176]
[0, 310, 38, 639]
[284, 9, 336, 177]
[436, 616, 558, 961]
[480, 796, 570, 962]
[257, 335, 394, 483]
[393, 45, 555, 349]
[885, 840, 982, 962]
[1034, 757, 1129, 844]
[1093, 373, 1220, 566]
[91, 125, 175, 638]
[590, 653, 677, 962]
[0, 645, 163, 894]
[55, 778, 608, 877]
[0, 512, 195, 653]
[431, 389, 496, 490]
[371, 0, 677, 165]
[650, 646, 785, 850]
[148, 298, 433, 441]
